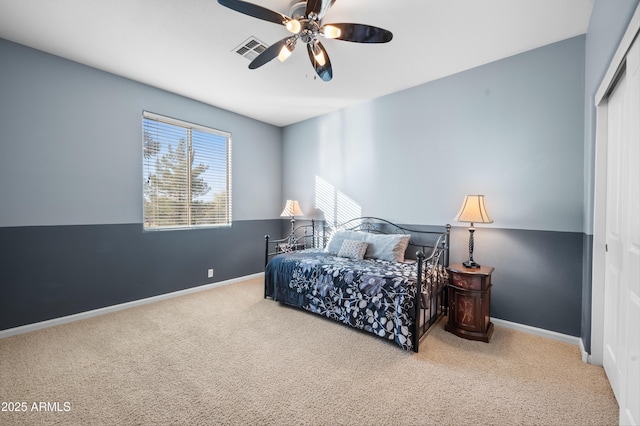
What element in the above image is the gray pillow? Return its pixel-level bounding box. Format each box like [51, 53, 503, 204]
[361, 233, 410, 262]
[326, 230, 410, 262]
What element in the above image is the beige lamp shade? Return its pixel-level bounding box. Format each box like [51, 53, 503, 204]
[280, 200, 303, 217]
[455, 195, 493, 224]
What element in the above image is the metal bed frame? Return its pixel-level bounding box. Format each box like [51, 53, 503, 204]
[264, 217, 450, 352]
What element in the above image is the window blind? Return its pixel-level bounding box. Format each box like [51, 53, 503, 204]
[142, 111, 232, 230]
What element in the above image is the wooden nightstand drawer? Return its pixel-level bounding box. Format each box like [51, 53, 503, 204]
[450, 271, 491, 290]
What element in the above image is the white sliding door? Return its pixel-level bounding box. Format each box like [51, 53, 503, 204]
[618, 33, 640, 426]
[593, 5, 640, 425]
[602, 68, 627, 404]
[598, 32, 640, 426]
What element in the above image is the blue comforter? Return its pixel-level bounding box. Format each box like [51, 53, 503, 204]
[265, 249, 422, 350]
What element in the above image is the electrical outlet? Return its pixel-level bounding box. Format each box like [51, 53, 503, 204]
[207, 268, 214, 278]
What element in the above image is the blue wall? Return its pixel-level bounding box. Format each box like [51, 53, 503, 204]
[282, 36, 586, 336]
[0, 38, 282, 330]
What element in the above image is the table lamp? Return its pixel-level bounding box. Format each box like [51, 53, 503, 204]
[281, 200, 304, 236]
[455, 195, 493, 268]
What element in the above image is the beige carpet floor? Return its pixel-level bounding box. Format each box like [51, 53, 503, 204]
[0, 277, 617, 425]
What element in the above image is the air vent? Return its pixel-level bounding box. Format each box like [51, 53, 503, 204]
[234, 37, 268, 61]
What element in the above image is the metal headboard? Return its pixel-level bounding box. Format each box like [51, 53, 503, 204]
[324, 216, 450, 265]
[265, 216, 450, 268]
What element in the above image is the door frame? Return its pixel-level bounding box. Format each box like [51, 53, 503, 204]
[591, 4, 639, 366]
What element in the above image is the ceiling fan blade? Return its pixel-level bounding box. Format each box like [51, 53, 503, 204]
[249, 37, 290, 69]
[305, 0, 335, 20]
[218, 0, 288, 26]
[305, 0, 318, 17]
[307, 42, 333, 82]
[323, 23, 393, 43]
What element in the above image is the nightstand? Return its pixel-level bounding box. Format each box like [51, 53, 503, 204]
[445, 263, 494, 342]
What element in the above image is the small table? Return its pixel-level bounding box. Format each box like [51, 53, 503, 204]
[445, 263, 494, 342]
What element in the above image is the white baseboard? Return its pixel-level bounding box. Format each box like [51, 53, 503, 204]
[0, 273, 265, 339]
[492, 318, 583, 348]
[579, 338, 592, 364]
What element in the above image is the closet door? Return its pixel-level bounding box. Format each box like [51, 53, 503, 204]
[619, 34, 639, 426]
[603, 35, 640, 425]
[603, 67, 626, 405]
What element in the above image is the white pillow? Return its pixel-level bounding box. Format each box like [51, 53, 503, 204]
[337, 239, 368, 260]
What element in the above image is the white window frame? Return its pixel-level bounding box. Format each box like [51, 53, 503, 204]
[142, 111, 232, 231]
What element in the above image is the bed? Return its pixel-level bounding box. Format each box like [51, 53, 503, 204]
[264, 217, 450, 352]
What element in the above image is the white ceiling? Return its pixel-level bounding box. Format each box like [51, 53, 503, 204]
[0, 0, 593, 127]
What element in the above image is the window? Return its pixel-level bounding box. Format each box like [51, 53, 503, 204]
[142, 111, 232, 230]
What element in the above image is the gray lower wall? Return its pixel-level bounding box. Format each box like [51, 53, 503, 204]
[286, 220, 584, 336]
[581, 233, 593, 351]
[1, 217, 582, 335]
[0, 220, 281, 330]
[449, 226, 583, 336]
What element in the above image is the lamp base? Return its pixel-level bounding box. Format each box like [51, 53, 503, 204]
[463, 259, 481, 269]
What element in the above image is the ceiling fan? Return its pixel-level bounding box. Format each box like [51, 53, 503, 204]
[218, 0, 393, 82]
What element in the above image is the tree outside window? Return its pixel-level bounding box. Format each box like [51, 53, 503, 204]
[143, 112, 231, 230]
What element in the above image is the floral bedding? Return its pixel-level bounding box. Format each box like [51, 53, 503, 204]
[265, 249, 444, 351]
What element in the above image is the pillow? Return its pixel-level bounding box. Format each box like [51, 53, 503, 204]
[361, 233, 410, 263]
[326, 230, 410, 262]
[337, 239, 369, 260]
[325, 230, 366, 254]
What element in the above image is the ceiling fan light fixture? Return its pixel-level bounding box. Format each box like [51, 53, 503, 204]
[277, 45, 292, 62]
[278, 39, 296, 62]
[285, 19, 301, 34]
[217, 0, 393, 82]
[312, 42, 326, 66]
[278, 37, 297, 62]
[321, 25, 341, 39]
